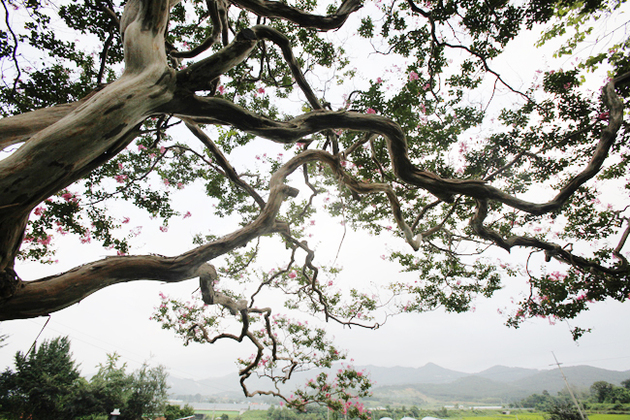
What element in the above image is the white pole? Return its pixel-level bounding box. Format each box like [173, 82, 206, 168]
[551, 352, 588, 420]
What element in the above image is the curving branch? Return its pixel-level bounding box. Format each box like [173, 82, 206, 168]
[1, 0, 22, 101]
[167, 71, 625, 217]
[0, 176, 297, 319]
[184, 120, 266, 209]
[470, 198, 629, 275]
[170, 0, 229, 58]
[229, 0, 362, 31]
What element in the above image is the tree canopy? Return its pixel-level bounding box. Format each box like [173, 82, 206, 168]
[0, 336, 85, 419]
[0, 337, 170, 420]
[0, 0, 629, 414]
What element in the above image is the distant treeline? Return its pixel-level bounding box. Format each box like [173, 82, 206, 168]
[511, 379, 630, 413]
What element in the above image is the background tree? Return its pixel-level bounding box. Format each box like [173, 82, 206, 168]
[0, 338, 170, 420]
[164, 403, 195, 420]
[0, 336, 91, 420]
[591, 381, 615, 404]
[90, 353, 169, 420]
[546, 401, 583, 420]
[125, 362, 169, 420]
[90, 353, 134, 416]
[0, 0, 629, 413]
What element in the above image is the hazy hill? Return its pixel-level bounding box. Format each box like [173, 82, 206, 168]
[361, 363, 468, 386]
[475, 365, 540, 383]
[511, 365, 630, 392]
[167, 363, 630, 405]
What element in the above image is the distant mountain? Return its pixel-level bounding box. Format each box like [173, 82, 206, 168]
[475, 365, 541, 383]
[511, 365, 630, 392]
[361, 363, 468, 386]
[365, 364, 630, 405]
[167, 363, 630, 405]
[169, 373, 241, 396]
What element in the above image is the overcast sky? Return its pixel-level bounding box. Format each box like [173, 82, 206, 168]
[1, 0, 629, 392]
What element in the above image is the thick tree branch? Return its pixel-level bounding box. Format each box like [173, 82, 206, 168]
[184, 120, 266, 209]
[229, 0, 362, 30]
[0, 150, 301, 318]
[170, 0, 229, 58]
[0, 91, 103, 151]
[470, 198, 629, 276]
[167, 73, 624, 216]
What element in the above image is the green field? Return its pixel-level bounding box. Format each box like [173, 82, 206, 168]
[190, 410, 630, 420]
[193, 409, 269, 420]
[451, 412, 544, 420]
[451, 413, 630, 420]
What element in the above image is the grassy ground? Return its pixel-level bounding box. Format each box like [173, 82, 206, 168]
[193, 409, 269, 420]
[450, 412, 630, 420]
[588, 415, 630, 420]
[191, 409, 630, 420]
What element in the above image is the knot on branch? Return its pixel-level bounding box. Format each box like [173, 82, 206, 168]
[544, 245, 563, 262]
[0, 268, 20, 300]
[198, 263, 217, 305]
[236, 28, 258, 42]
[198, 263, 248, 316]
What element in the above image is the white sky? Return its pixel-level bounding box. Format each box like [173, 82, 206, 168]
[0, 0, 629, 391]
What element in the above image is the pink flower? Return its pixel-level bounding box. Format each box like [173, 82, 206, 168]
[61, 192, 73, 201]
[138, 144, 147, 151]
[597, 111, 610, 121]
[160, 146, 166, 154]
[366, 108, 376, 114]
[183, 211, 192, 219]
[288, 271, 297, 279]
[423, 82, 431, 91]
[114, 174, 127, 183]
[376, 77, 383, 83]
[163, 178, 170, 186]
[122, 217, 130, 224]
[408, 70, 419, 81]
[257, 87, 265, 94]
[38, 235, 52, 246]
[159, 225, 168, 232]
[33, 206, 45, 216]
[217, 85, 225, 95]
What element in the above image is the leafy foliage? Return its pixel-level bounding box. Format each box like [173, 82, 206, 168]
[0, 338, 169, 420]
[90, 353, 169, 420]
[0, 336, 90, 420]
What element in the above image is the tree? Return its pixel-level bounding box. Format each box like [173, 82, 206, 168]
[90, 353, 134, 416]
[90, 353, 169, 420]
[547, 401, 582, 420]
[590, 381, 615, 403]
[0, 336, 91, 420]
[164, 403, 195, 420]
[0, 0, 629, 414]
[125, 362, 169, 420]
